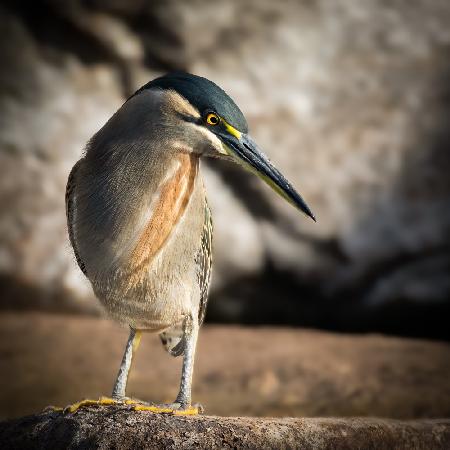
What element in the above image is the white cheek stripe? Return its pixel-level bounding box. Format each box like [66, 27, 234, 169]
[195, 124, 228, 155]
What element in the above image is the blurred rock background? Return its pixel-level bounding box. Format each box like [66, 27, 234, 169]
[1, 0, 450, 339]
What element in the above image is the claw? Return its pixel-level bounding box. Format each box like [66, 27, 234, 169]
[43, 405, 64, 412]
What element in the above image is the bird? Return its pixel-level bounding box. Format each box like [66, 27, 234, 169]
[65, 72, 315, 415]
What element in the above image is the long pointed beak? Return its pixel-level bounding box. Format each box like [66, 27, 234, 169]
[220, 132, 316, 221]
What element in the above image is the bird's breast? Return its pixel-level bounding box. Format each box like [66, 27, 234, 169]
[74, 148, 205, 329]
[102, 152, 205, 330]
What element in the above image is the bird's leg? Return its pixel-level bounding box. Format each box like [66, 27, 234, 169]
[48, 328, 143, 414]
[134, 314, 202, 415]
[112, 327, 142, 401]
[174, 314, 198, 409]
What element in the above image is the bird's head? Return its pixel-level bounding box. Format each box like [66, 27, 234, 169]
[134, 72, 315, 221]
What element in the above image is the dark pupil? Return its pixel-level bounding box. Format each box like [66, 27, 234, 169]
[209, 115, 218, 124]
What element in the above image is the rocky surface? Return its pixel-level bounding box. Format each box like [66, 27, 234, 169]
[1, 312, 450, 421]
[0, 1, 450, 336]
[1, 407, 449, 450]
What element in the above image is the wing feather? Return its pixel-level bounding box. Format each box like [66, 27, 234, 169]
[65, 159, 87, 276]
[196, 201, 213, 325]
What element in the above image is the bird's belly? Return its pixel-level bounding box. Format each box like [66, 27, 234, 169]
[92, 228, 202, 331]
[97, 268, 197, 331]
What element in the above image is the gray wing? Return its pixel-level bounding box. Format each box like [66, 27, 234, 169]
[160, 201, 213, 357]
[65, 159, 87, 276]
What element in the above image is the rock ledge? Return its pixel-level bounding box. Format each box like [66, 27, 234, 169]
[0, 406, 449, 450]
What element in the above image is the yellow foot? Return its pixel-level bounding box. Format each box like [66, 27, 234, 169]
[45, 398, 202, 416]
[45, 396, 145, 414]
[134, 404, 200, 416]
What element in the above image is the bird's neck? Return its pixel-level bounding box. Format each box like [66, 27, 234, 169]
[125, 152, 199, 281]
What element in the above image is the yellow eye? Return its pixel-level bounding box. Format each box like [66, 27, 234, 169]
[206, 113, 220, 126]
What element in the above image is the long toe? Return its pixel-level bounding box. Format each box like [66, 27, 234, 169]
[133, 402, 203, 416]
[62, 396, 119, 413]
[118, 396, 149, 406]
[45, 396, 150, 414]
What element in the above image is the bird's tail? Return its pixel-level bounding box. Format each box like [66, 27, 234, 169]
[159, 326, 185, 357]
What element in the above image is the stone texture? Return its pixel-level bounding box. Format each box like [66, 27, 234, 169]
[0, 1, 449, 335]
[1, 408, 449, 450]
